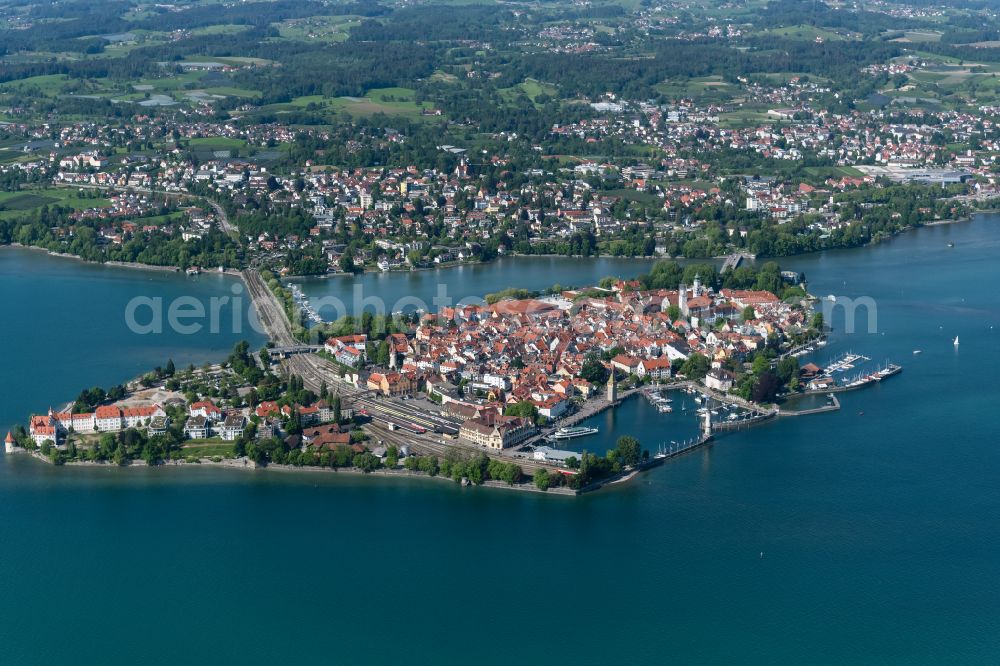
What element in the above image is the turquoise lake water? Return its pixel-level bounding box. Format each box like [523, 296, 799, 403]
[0, 250, 265, 433]
[1, 219, 999, 664]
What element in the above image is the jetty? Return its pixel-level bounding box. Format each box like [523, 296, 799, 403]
[805, 361, 902, 394]
[641, 382, 779, 432]
[778, 394, 841, 417]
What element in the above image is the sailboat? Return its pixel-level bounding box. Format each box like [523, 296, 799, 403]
[953, 336, 960, 347]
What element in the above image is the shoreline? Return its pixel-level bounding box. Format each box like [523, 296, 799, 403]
[6, 206, 994, 283]
[6, 448, 582, 495]
[1, 243, 242, 277]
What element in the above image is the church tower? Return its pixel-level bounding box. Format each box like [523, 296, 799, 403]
[693, 273, 702, 298]
[678, 284, 688, 317]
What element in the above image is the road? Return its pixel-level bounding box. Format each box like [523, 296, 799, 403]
[205, 199, 237, 239]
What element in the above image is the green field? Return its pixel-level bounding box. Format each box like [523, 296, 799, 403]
[0, 192, 59, 210]
[718, 109, 776, 128]
[186, 137, 248, 150]
[278, 87, 439, 120]
[330, 87, 437, 118]
[891, 30, 943, 43]
[655, 76, 736, 103]
[0, 188, 111, 220]
[0, 74, 73, 96]
[755, 25, 851, 41]
[276, 15, 361, 43]
[499, 78, 559, 106]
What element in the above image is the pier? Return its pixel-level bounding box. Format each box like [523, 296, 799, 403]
[641, 382, 779, 431]
[517, 388, 640, 449]
[823, 352, 870, 375]
[805, 361, 902, 394]
[778, 394, 841, 417]
[578, 433, 714, 494]
[721, 252, 755, 272]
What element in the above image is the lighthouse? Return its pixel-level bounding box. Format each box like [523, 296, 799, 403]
[607, 372, 617, 403]
[702, 407, 712, 437]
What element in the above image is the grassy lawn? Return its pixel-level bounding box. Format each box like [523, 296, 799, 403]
[718, 110, 775, 128]
[181, 440, 235, 458]
[430, 70, 459, 84]
[499, 78, 558, 106]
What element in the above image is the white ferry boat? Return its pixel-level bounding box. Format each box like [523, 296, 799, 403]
[547, 426, 599, 441]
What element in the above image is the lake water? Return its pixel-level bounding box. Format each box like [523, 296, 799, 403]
[291, 255, 660, 318]
[0, 249, 265, 431]
[2, 219, 999, 664]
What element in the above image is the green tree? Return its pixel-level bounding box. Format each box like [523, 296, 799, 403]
[504, 401, 539, 421]
[534, 468, 551, 491]
[776, 357, 800, 385]
[611, 435, 641, 467]
[353, 452, 380, 473]
[680, 353, 710, 380]
[751, 355, 771, 376]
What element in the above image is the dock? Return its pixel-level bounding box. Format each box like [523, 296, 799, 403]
[721, 252, 755, 272]
[577, 432, 714, 494]
[823, 352, 870, 374]
[641, 383, 779, 432]
[805, 361, 902, 394]
[778, 394, 841, 417]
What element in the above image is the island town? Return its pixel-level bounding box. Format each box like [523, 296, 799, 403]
[7, 0, 978, 493]
[6, 258, 901, 494]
